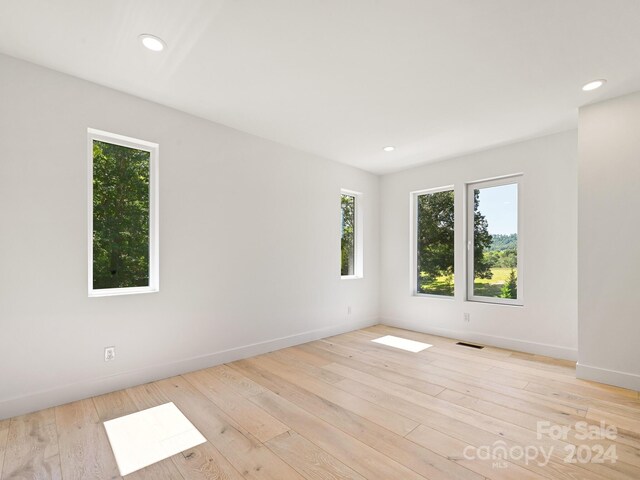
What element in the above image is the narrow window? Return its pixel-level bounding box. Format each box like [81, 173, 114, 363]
[413, 188, 455, 296]
[88, 129, 159, 296]
[467, 176, 521, 304]
[341, 190, 363, 278]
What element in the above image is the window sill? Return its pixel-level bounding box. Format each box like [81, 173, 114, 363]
[466, 298, 523, 307]
[413, 293, 455, 300]
[341, 275, 363, 280]
[89, 286, 159, 297]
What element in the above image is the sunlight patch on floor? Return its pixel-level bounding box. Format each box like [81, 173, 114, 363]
[103, 402, 206, 476]
[372, 335, 432, 352]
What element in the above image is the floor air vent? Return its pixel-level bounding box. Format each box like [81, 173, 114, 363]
[456, 341, 484, 349]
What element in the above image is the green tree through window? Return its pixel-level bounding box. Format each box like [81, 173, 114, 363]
[341, 194, 355, 276]
[416, 190, 455, 295]
[416, 189, 494, 296]
[93, 140, 150, 289]
[472, 189, 494, 280]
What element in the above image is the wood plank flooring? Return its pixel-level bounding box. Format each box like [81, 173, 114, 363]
[2, 324, 639, 479]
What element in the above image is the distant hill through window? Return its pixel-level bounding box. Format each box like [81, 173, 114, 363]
[489, 233, 517, 252]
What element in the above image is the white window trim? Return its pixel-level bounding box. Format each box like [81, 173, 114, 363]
[87, 128, 160, 297]
[340, 189, 364, 279]
[466, 175, 523, 306]
[410, 185, 456, 299]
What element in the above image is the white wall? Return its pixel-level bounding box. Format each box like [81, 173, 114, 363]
[380, 131, 578, 360]
[0, 54, 379, 419]
[577, 92, 640, 390]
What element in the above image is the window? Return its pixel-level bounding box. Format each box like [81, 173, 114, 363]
[412, 187, 455, 296]
[88, 129, 159, 296]
[340, 190, 363, 278]
[467, 176, 521, 305]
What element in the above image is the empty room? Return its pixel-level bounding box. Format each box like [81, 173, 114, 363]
[1, 1, 639, 479]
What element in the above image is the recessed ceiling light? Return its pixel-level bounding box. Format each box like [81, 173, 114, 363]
[383, 146, 395, 152]
[582, 79, 606, 92]
[139, 34, 166, 52]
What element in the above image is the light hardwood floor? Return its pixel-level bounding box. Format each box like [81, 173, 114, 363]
[2, 324, 639, 479]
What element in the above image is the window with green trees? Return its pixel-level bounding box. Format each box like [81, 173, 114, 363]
[88, 129, 158, 296]
[341, 193, 356, 276]
[415, 189, 455, 296]
[467, 178, 520, 304]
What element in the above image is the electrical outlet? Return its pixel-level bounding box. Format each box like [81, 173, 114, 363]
[464, 312, 470, 323]
[347, 305, 352, 315]
[104, 346, 116, 362]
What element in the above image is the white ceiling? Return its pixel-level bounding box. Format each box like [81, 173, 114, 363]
[2, 0, 640, 174]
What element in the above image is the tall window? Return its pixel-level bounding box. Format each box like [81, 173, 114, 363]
[341, 190, 363, 278]
[88, 129, 159, 296]
[413, 188, 455, 296]
[467, 176, 521, 304]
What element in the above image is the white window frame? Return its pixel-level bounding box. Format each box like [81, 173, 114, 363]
[340, 189, 364, 279]
[410, 185, 456, 298]
[88, 128, 159, 297]
[466, 175, 522, 306]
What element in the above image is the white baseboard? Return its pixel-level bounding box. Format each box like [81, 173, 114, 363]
[576, 362, 640, 391]
[381, 318, 578, 361]
[0, 318, 378, 420]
